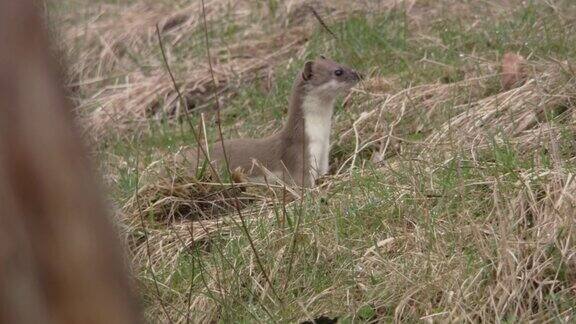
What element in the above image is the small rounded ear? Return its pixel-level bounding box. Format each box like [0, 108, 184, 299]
[302, 61, 313, 81]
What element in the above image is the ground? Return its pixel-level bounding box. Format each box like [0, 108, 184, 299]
[51, 0, 575, 322]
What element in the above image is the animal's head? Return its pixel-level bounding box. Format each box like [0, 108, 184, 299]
[300, 56, 361, 100]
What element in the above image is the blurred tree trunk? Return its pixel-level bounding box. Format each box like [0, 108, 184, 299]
[0, 2, 141, 324]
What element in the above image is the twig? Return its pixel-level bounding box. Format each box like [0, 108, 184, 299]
[200, 0, 282, 304]
[156, 23, 253, 321]
[155, 24, 223, 183]
[134, 141, 175, 324]
[284, 100, 308, 291]
[185, 222, 194, 324]
[307, 5, 362, 62]
[306, 5, 338, 40]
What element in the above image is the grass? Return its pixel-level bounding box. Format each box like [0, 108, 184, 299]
[50, 0, 576, 322]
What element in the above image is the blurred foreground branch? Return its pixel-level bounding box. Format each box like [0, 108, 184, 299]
[0, 2, 140, 323]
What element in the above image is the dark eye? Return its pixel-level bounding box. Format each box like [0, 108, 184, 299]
[334, 69, 343, 76]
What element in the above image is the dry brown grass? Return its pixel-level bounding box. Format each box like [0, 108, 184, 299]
[118, 57, 575, 322]
[52, 0, 576, 322]
[354, 171, 576, 321]
[58, 0, 392, 138]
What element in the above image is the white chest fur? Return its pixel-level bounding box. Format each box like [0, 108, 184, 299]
[303, 94, 334, 181]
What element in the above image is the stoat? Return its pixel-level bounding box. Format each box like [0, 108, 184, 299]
[182, 57, 361, 187]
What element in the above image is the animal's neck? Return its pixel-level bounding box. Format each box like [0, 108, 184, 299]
[302, 94, 334, 141]
[302, 93, 334, 178]
[282, 82, 335, 143]
[275, 78, 337, 184]
[284, 81, 306, 133]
